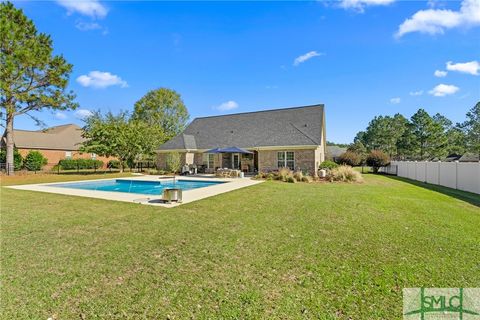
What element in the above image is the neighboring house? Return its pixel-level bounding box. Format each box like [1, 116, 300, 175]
[1, 124, 111, 168]
[326, 145, 347, 162]
[157, 104, 326, 176]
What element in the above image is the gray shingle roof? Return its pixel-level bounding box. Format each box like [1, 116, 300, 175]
[158, 104, 325, 150]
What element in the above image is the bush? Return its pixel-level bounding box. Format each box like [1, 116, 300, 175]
[107, 160, 121, 169]
[266, 173, 275, 180]
[337, 151, 362, 167]
[328, 165, 363, 183]
[286, 176, 296, 183]
[301, 176, 313, 183]
[319, 160, 338, 170]
[166, 152, 181, 174]
[24, 151, 47, 171]
[278, 167, 292, 181]
[293, 171, 303, 181]
[58, 158, 104, 170]
[0, 148, 23, 170]
[366, 150, 390, 173]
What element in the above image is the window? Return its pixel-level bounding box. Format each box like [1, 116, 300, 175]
[65, 151, 72, 159]
[203, 153, 215, 168]
[277, 151, 295, 170]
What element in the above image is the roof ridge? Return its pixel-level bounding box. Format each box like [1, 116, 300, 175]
[194, 104, 324, 120]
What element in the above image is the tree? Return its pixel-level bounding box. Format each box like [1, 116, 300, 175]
[81, 111, 163, 172]
[337, 151, 362, 166]
[445, 125, 467, 155]
[24, 150, 47, 171]
[410, 109, 447, 160]
[347, 140, 367, 155]
[366, 150, 390, 173]
[462, 102, 480, 157]
[361, 114, 408, 158]
[0, 2, 77, 175]
[166, 152, 182, 174]
[133, 88, 189, 141]
[0, 147, 22, 170]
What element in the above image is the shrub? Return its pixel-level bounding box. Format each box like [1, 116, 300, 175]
[0, 148, 23, 170]
[328, 165, 363, 183]
[301, 176, 313, 183]
[319, 160, 338, 171]
[286, 176, 296, 183]
[58, 159, 104, 170]
[278, 167, 292, 181]
[337, 151, 362, 167]
[166, 152, 181, 174]
[24, 151, 47, 171]
[293, 171, 303, 181]
[266, 173, 275, 180]
[366, 150, 390, 173]
[107, 160, 121, 169]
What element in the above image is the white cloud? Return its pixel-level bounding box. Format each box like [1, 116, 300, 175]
[215, 101, 239, 111]
[339, 0, 395, 12]
[54, 112, 67, 120]
[75, 109, 93, 119]
[429, 84, 459, 97]
[75, 21, 102, 31]
[76, 71, 128, 89]
[409, 90, 424, 96]
[293, 51, 324, 66]
[434, 70, 447, 77]
[390, 97, 401, 104]
[446, 60, 480, 75]
[56, 0, 108, 19]
[396, 0, 480, 38]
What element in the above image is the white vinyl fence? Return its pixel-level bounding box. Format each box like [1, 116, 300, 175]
[387, 161, 480, 195]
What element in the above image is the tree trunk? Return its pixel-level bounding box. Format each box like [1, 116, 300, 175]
[5, 113, 15, 176]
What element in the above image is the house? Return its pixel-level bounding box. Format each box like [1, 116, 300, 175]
[326, 145, 347, 162]
[1, 124, 112, 168]
[157, 104, 326, 176]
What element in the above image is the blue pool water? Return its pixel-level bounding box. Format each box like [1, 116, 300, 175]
[50, 179, 225, 195]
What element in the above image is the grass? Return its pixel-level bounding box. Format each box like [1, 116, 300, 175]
[1, 174, 479, 319]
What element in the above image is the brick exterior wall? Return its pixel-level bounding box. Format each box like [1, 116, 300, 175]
[258, 148, 323, 176]
[18, 148, 114, 169]
[156, 152, 188, 171]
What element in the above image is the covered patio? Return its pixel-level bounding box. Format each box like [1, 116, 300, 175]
[200, 146, 258, 175]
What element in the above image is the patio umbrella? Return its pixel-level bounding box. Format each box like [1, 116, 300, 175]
[204, 147, 252, 154]
[204, 147, 223, 154]
[218, 147, 253, 154]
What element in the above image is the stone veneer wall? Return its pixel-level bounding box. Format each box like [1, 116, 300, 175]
[258, 149, 321, 176]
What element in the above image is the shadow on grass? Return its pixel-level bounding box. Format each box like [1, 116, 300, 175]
[382, 174, 480, 208]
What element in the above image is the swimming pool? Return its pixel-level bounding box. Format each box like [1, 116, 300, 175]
[50, 179, 226, 195]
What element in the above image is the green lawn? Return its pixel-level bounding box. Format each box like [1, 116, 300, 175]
[1, 174, 479, 319]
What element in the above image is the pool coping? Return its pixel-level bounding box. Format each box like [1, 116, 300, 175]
[5, 175, 264, 207]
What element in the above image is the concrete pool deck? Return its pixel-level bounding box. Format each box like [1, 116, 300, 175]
[6, 175, 264, 207]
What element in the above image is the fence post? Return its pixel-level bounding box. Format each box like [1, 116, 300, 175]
[455, 160, 459, 190]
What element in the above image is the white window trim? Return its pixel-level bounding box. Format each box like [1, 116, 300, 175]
[203, 153, 215, 168]
[277, 151, 295, 170]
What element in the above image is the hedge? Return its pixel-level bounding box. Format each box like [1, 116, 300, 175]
[58, 158, 104, 170]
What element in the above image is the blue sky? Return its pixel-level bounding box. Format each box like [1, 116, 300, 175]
[13, 0, 480, 143]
